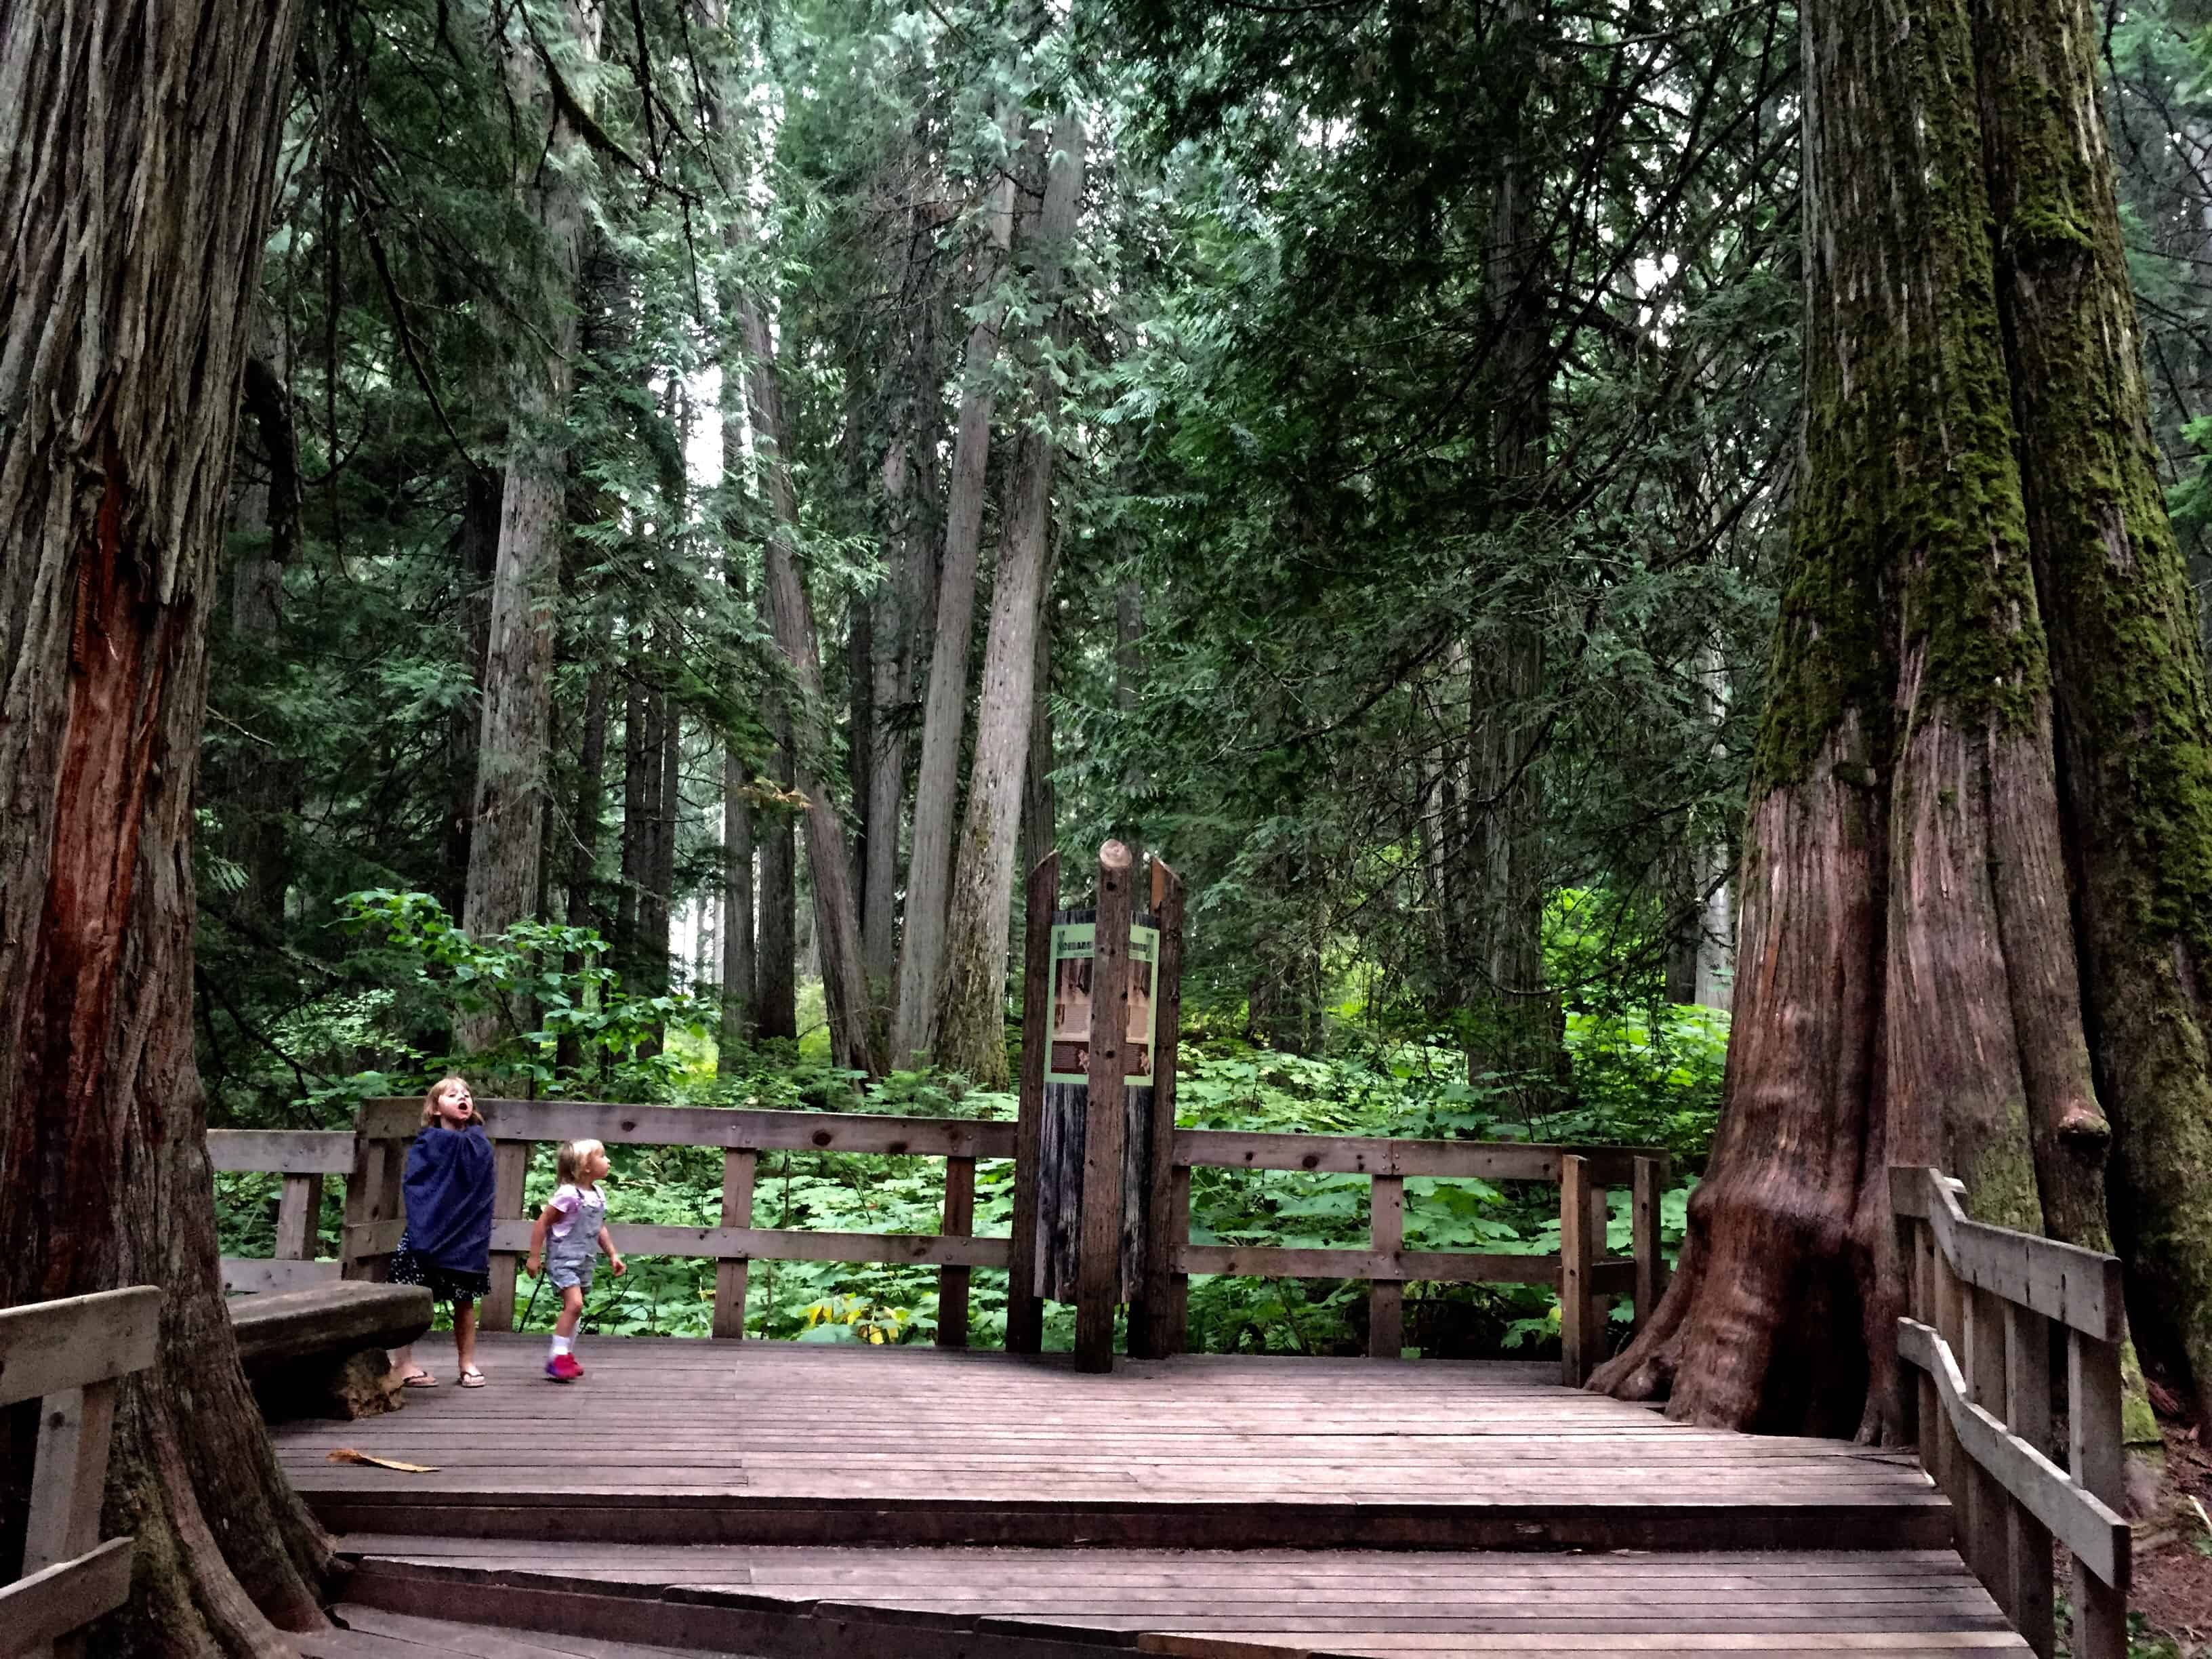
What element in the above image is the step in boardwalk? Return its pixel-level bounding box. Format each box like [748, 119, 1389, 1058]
[274, 1335, 1950, 1553]
[331, 1542, 2029, 1656]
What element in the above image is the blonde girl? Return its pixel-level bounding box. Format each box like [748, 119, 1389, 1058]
[387, 1076, 495, 1387]
[527, 1137, 625, 1381]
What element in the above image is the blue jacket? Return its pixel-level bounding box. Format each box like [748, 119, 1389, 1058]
[402, 1122, 495, 1273]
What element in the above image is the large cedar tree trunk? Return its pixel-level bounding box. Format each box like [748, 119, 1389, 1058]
[1978, 0, 2212, 1422]
[0, 0, 337, 1648]
[1593, 0, 2113, 1433]
[935, 113, 1086, 1088]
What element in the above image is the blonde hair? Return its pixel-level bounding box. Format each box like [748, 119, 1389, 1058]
[422, 1076, 480, 1127]
[557, 1139, 607, 1183]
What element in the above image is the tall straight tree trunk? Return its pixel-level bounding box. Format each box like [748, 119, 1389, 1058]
[1465, 14, 1566, 1108]
[556, 668, 609, 1073]
[756, 703, 799, 1040]
[735, 294, 883, 1073]
[720, 743, 756, 1057]
[1113, 573, 1144, 845]
[461, 0, 600, 1040]
[935, 112, 1086, 1088]
[862, 239, 941, 1005]
[229, 332, 304, 931]
[1979, 0, 2212, 1422]
[0, 0, 337, 1647]
[892, 125, 1020, 1067]
[617, 643, 660, 978]
[1594, 0, 2112, 1435]
[1022, 594, 1057, 884]
[444, 471, 501, 919]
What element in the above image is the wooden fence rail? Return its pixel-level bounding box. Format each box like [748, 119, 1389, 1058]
[215, 1107, 1666, 1372]
[1891, 1166, 2131, 1659]
[338, 1100, 1015, 1343]
[0, 1287, 162, 1659]
[1162, 1133, 1669, 1382]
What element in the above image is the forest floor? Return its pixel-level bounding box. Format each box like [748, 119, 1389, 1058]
[2129, 1414, 2212, 1654]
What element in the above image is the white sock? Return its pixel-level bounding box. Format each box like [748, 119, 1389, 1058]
[550, 1334, 573, 1358]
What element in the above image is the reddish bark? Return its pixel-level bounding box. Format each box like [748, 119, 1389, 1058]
[0, 0, 333, 1644]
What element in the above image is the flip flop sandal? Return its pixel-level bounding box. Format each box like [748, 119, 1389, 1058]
[398, 1368, 437, 1388]
[457, 1367, 487, 1388]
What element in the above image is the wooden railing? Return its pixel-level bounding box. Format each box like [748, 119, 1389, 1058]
[1891, 1166, 2131, 1659]
[1158, 1132, 1670, 1380]
[213, 1105, 1668, 1371]
[341, 1099, 1012, 1343]
[0, 1288, 162, 1658]
[211, 1130, 352, 1292]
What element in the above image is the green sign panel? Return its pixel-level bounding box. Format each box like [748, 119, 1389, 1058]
[1046, 922, 1159, 1086]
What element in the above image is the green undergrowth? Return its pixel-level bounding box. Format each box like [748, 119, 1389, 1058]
[215, 1007, 1716, 1360]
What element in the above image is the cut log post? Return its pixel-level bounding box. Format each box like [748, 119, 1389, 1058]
[1076, 840, 1133, 1372]
[1368, 1174, 1405, 1359]
[1008, 851, 1058, 1355]
[713, 1149, 758, 1340]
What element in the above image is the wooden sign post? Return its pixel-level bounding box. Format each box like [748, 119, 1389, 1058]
[1008, 841, 1185, 1372]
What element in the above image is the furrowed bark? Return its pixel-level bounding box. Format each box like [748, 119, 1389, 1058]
[893, 121, 1020, 1069]
[1596, 0, 2104, 1437]
[0, 0, 334, 1646]
[461, 0, 601, 1048]
[935, 112, 1086, 1088]
[737, 291, 883, 1073]
[1979, 0, 2212, 1422]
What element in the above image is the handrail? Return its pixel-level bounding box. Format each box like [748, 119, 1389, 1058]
[342, 1099, 1006, 1345]
[1163, 1136, 1670, 1382]
[213, 1109, 1671, 1371]
[0, 1287, 163, 1657]
[1890, 1165, 2130, 1659]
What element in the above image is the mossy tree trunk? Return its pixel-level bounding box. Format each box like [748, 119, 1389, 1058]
[1595, 0, 2112, 1433]
[0, 0, 336, 1647]
[1978, 0, 2212, 1426]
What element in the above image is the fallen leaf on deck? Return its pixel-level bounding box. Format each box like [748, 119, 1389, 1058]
[325, 1449, 439, 1473]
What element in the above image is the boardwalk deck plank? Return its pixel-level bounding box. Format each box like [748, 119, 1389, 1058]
[274, 1335, 2024, 1656]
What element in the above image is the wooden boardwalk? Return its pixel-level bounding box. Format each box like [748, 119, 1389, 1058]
[276, 1335, 2024, 1656]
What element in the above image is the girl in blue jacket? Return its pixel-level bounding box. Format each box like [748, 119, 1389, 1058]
[386, 1076, 496, 1387]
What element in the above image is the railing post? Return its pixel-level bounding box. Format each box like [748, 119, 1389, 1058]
[2068, 1329, 2127, 1659]
[23, 1380, 117, 1578]
[1165, 1161, 1191, 1355]
[2006, 1300, 2056, 1659]
[939, 1155, 975, 1348]
[1130, 857, 1186, 1360]
[1368, 1174, 1405, 1359]
[478, 1139, 530, 1332]
[275, 1172, 323, 1263]
[1631, 1155, 1663, 1336]
[1559, 1154, 1601, 1387]
[713, 1149, 758, 1340]
[1930, 1235, 1968, 1516]
[1076, 840, 1134, 1373]
[1007, 851, 1058, 1356]
[1961, 1284, 2012, 1616]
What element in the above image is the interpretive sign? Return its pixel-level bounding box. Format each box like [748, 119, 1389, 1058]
[1046, 920, 1159, 1086]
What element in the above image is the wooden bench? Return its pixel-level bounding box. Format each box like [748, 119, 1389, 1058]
[0, 1286, 161, 1659]
[230, 1282, 431, 1373]
[231, 1281, 431, 1421]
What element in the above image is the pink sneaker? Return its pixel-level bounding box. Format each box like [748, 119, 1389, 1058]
[545, 1353, 583, 1382]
